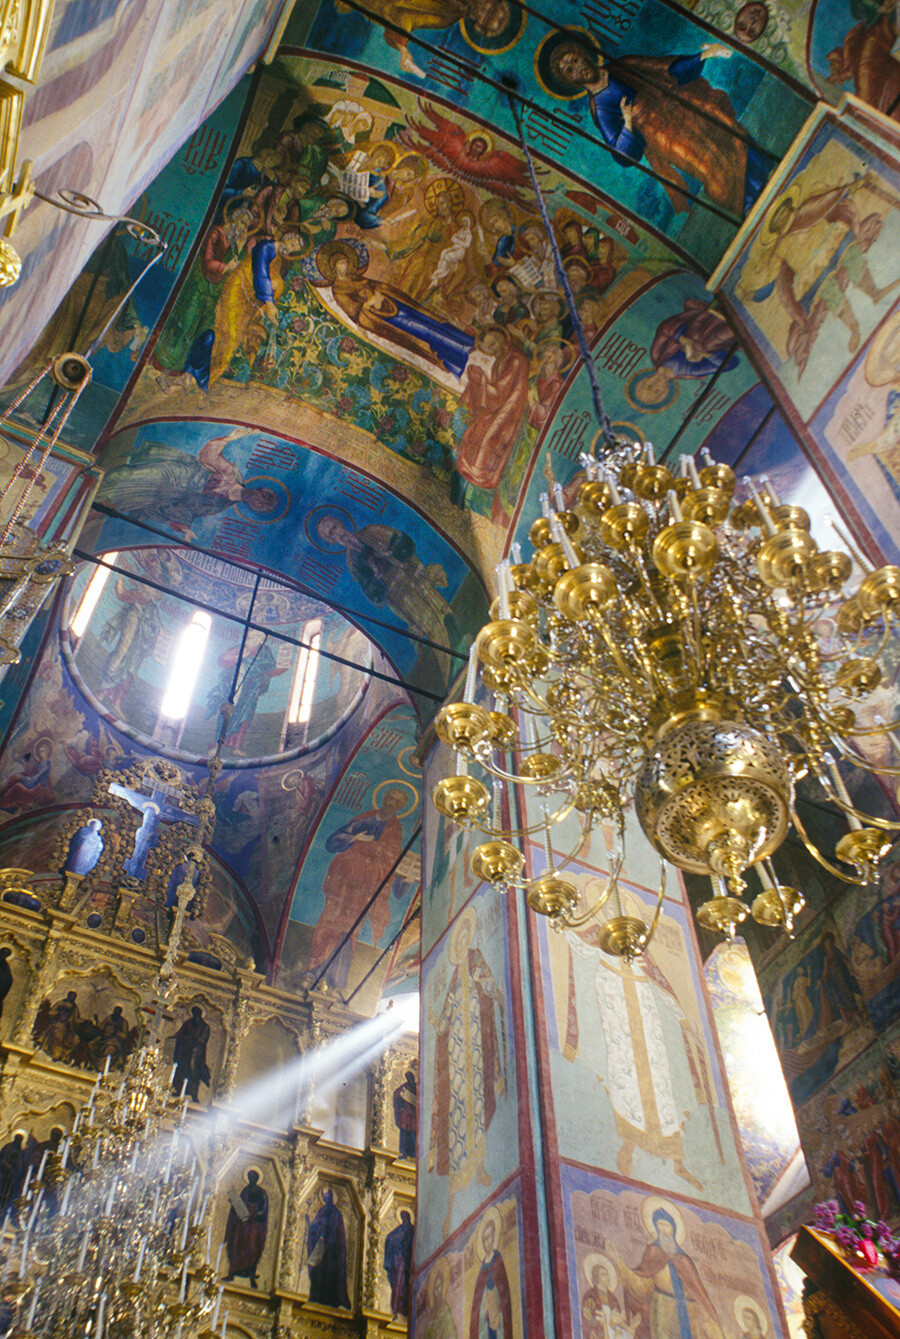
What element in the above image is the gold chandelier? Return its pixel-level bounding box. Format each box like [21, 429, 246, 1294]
[433, 436, 900, 960]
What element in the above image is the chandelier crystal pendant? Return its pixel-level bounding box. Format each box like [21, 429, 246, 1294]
[433, 437, 900, 959]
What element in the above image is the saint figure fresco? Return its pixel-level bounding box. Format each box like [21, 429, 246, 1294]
[63, 818, 105, 878]
[469, 1208, 512, 1339]
[393, 1065, 418, 1159]
[383, 1209, 414, 1319]
[604, 1198, 725, 1339]
[171, 1005, 211, 1102]
[428, 906, 507, 1235]
[309, 785, 410, 988]
[0, 947, 13, 1023]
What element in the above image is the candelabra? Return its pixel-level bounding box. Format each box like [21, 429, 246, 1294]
[0, 1041, 227, 1339]
[433, 436, 900, 960]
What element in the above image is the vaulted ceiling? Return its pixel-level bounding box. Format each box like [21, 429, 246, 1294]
[0, 0, 889, 1004]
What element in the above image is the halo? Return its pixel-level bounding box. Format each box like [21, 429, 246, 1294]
[583, 1250, 618, 1291]
[625, 370, 680, 413]
[368, 141, 399, 171]
[424, 177, 466, 218]
[466, 129, 494, 156]
[398, 746, 423, 777]
[461, 0, 525, 53]
[236, 475, 291, 524]
[32, 734, 54, 758]
[478, 323, 510, 352]
[534, 337, 577, 374]
[282, 768, 309, 792]
[588, 422, 645, 455]
[761, 188, 800, 246]
[474, 1205, 502, 1261]
[641, 1195, 686, 1245]
[449, 906, 478, 964]
[865, 309, 900, 388]
[311, 238, 368, 286]
[534, 28, 603, 100]
[305, 505, 356, 552]
[733, 1295, 768, 1333]
[428, 1257, 450, 1307]
[372, 779, 419, 818]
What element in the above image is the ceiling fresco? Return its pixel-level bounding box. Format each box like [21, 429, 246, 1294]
[4, 0, 900, 1005]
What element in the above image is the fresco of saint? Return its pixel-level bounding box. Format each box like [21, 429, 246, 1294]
[428, 906, 507, 1235]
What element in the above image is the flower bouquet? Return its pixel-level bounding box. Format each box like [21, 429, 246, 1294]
[813, 1199, 896, 1269]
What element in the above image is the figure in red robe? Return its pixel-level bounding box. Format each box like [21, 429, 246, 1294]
[455, 326, 530, 520]
[308, 787, 407, 989]
[223, 1170, 269, 1288]
[469, 1215, 513, 1339]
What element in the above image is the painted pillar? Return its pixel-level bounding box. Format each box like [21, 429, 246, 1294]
[414, 738, 789, 1338]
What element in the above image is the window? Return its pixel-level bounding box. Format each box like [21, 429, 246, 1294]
[69, 553, 119, 638]
[160, 611, 211, 720]
[287, 620, 322, 726]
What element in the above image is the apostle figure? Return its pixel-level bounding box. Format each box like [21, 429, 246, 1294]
[428, 907, 507, 1236]
[62, 818, 104, 878]
[306, 1187, 351, 1309]
[393, 1067, 418, 1159]
[546, 36, 768, 216]
[0, 947, 12, 1024]
[383, 1209, 414, 1319]
[469, 1211, 513, 1339]
[455, 325, 530, 519]
[223, 1169, 269, 1288]
[171, 1006, 211, 1102]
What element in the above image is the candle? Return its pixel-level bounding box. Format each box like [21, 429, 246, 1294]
[94, 1292, 106, 1338]
[520, 705, 536, 750]
[181, 1185, 195, 1249]
[747, 480, 777, 537]
[134, 1238, 146, 1283]
[701, 448, 714, 467]
[600, 467, 621, 506]
[221, 1308, 229, 1338]
[498, 561, 511, 621]
[26, 1278, 41, 1328]
[760, 474, 781, 506]
[19, 1228, 30, 1276]
[179, 1258, 188, 1303]
[60, 1175, 73, 1217]
[540, 491, 551, 519]
[645, 441, 654, 464]
[682, 454, 701, 489]
[551, 515, 579, 570]
[36, 1150, 48, 1183]
[213, 1286, 223, 1329]
[21, 1168, 32, 1199]
[667, 490, 683, 523]
[207, 1225, 213, 1261]
[103, 1055, 111, 1078]
[510, 542, 522, 564]
[552, 482, 564, 512]
[215, 1243, 224, 1273]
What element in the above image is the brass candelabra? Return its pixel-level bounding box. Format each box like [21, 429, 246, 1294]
[434, 436, 900, 959]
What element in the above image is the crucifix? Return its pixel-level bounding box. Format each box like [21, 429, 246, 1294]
[108, 779, 198, 880]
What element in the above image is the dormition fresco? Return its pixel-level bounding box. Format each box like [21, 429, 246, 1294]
[418, 885, 517, 1260]
[1, 83, 250, 456]
[89, 420, 479, 704]
[61, 546, 372, 766]
[1, 0, 283, 382]
[536, 860, 751, 1213]
[302, 0, 810, 271]
[704, 940, 805, 1211]
[105, 56, 697, 565]
[412, 1190, 525, 1337]
[277, 700, 422, 998]
[713, 98, 900, 442]
[562, 1167, 787, 1339]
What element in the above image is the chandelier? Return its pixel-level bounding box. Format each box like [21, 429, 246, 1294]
[433, 436, 900, 960]
[0, 1043, 224, 1338]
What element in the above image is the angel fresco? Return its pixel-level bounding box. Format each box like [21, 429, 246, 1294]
[537, 31, 770, 217]
[398, 103, 532, 206]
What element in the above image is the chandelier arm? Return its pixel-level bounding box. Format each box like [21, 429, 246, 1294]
[470, 794, 578, 836]
[809, 761, 900, 832]
[472, 754, 575, 787]
[788, 805, 868, 884]
[555, 854, 625, 929]
[638, 860, 668, 953]
[842, 717, 900, 738]
[824, 751, 900, 779]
